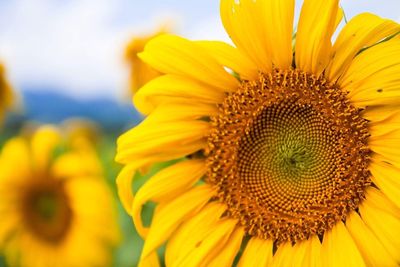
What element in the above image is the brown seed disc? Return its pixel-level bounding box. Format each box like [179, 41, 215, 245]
[21, 178, 73, 243]
[206, 69, 371, 244]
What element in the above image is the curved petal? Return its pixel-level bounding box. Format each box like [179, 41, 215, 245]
[339, 37, 400, 108]
[369, 129, 400, 168]
[51, 151, 102, 179]
[196, 41, 258, 80]
[0, 137, 31, 181]
[300, 235, 323, 267]
[116, 163, 140, 215]
[370, 159, 400, 209]
[165, 202, 227, 266]
[207, 227, 244, 267]
[177, 219, 238, 267]
[346, 211, 397, 267]
[140, 185, 215, 260]
[31, 126, 61, 172]
[327, 13, 400, 82]
[220, 0, 294, 72]
[138, 252, 159, 267]
[295, 0, 339, 76]
[369, 110, 400, 136]
[321, 221, 366, 267]
[134, 74, 225, 115]
[237, 237, 273, 267]
[220, 0, 272, 73]
[362, 105, 400, 122]
[132, 160, 206, 240]
[139, 34, 238, 91]
[140, 102, 218, 125]
[359, 188, 400, 262]
[116, 119, 209, 164]
[261, 0, 294, 70]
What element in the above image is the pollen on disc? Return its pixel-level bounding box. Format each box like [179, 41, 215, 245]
[206, 69, 371, 244]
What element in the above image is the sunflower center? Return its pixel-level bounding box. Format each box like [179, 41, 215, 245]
[22, 179, 72, 243]
[206, 69, 371, 244]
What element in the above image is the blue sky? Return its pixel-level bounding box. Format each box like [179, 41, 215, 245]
[0, 0, 399, 100]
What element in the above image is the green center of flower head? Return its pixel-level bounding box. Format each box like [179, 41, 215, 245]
[22, 180, 72, 243]
[207, 69, 371, 244]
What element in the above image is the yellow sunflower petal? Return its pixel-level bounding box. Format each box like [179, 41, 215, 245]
[141, 102, 218, 124]
[116, 120, 209, 164]
[140, 185, 215, 260]
[51, 151, 102, 179]
[0, 137, 31, 180]
[327, 13, 400, 82]
[177, 218, 238, 267]
[346, 211, 397, 267]
[370, 159, 400, 209]
[31, 126, 61, 172]
[301, 235, 323, 267]
[132, 160, 206, 239]
[220, 0, 272, 73]
[295, 0, 339, 76]
[165, 202, 227, 266]
[359, 188, 400, 262]
[362, 105, 400, 122]
[272, 239, 310, 267]
[237, 237, 273, 267]
[369, 110, 400, 136]
[369, 129, 400, 168]
[321, 221, 366, 267]
[138, 252, 159, 267]
[261, 0, 295, 70]
[207, 227, 244, 267]
[116, 159, 150, 216]
[134, 74, 225, 115]
[271, 242, 295, 267]
[139, 34, 238, 91]
[196, 40, 258, 80]
[340, 37, 400, 107]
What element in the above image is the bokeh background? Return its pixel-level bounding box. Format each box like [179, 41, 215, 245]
[0, 0, 399, 266]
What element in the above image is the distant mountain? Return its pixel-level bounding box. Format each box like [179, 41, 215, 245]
[6, 90, 143, 133]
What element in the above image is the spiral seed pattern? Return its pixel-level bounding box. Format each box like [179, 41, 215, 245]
[206, 69, 371, 244]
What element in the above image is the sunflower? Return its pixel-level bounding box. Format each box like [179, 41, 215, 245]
[125, 26, 169, 94]
[0, 63, 14, 121]
[0, 126, 119, 267]
[116, 0, 400, 266]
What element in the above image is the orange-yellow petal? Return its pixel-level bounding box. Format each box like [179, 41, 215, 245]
[132, 160, 206, 239]
[238, 237, 273, 267]
[359, 188, 400, 262]
[321, 221, 366, 267]
[327, 13, 400, 82]
[165, 202, 227, 266]
[139, 34, 238, 92]
[295, 0, 339, 76]
[346, 211, 397, 267]
[196, 40, 258, 80]
[134, 74, 225, 115]
[140, 185, 215, 260]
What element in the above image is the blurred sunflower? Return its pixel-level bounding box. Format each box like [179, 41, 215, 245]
[117, 0, 400, 266]
[0, 126, 119, 267]
[125, 26, 170, 95]
[0, 63, 14, 122]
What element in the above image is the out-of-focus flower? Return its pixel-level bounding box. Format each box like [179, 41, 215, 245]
[0, 126, 119, 267]
[125, 26, 169, 95]
[0, 63, 14, 121]
[116, 0, 400, 266]
[62, 118, 101, 150]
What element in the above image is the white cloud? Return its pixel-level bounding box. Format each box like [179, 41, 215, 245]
[0, 0, 179, 99]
